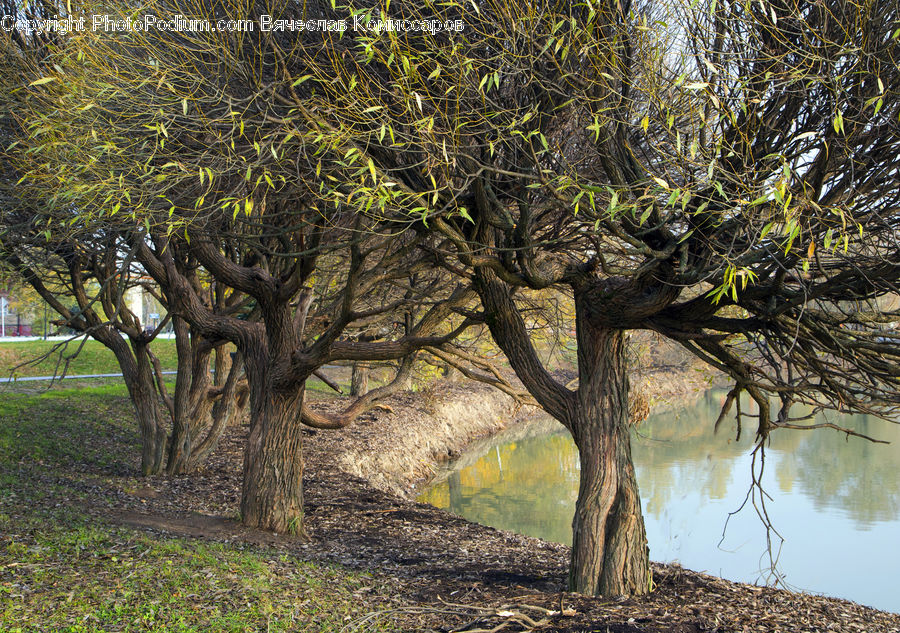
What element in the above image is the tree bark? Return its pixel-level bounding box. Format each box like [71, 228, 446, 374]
[240, 353, 307, 536]
[187, 350, 245, 469]
[166, 316, 195, 474]
[568, 306, 649, 596]
[121, 339, 167, 476]
[90, 328, 167, 476]
[350, 362, 369, 396]
[473, 268, 650, 596]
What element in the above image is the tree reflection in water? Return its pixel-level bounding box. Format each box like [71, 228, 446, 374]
[419, 390, 900, 613]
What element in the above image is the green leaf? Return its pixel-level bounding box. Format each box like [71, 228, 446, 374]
[539, 133, 549, 151]
[608, 190, 620, 215]
[714, 181, 725, 198]
[29, 77, 56, 86]
[639, 207, 653, 225]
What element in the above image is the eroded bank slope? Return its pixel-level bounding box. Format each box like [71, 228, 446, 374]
[330, 363, 717, 498]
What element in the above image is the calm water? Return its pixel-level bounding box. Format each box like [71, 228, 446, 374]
[419, 390, 900, 613]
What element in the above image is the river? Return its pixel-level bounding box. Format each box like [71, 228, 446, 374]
[419, 389, 900, 614]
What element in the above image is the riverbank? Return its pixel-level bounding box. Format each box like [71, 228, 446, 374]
[2, 376, 899, 631]
[331, 352, 721, 501]
[300, 376, 900, 632]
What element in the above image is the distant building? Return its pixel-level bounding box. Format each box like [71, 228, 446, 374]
[124, 278, 168, 331]
[0, 288, 33, 337]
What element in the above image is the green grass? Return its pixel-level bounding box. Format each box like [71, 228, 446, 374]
[0, 515, 391, 632]
[0, 338, 179, 379]
[0, 385, 399, 632]
[0, 387, 138, 470]
[0, 337, 357, 399]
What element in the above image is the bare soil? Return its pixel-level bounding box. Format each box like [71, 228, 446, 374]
[75, 376, 900, 633]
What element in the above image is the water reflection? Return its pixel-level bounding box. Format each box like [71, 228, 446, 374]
[419, 390, 900, 613]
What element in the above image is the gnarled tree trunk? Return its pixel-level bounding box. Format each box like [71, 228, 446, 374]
[123, 339, 168, 476]
[185, 347, 245, 469]
[474, 268, 650, 597]
[568, 313, 649, 596]
[166, 315, 196, 474]
[240, 351, 307, 536]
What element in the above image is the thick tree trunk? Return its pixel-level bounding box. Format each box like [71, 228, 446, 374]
[350, 362, 369, 396]
[134, 386, 167, 475]
[473, 268, 650, 596]
[569, 406, 648, 595]
[568, 314, 649, 596]
[240, 353, 307, 536]
[101, 332, 166, 476]
[122, 350, 167, 476]
[166, 316, 194, 474]
[133, 344, 168, 476]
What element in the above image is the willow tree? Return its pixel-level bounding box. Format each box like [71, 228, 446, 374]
[0, 0, 249, 476]
[11, 0, 900, 591]
[128, 0, 899, 596]
[5, 0, 477, 534]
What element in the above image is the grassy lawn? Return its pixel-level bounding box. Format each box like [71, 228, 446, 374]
[0, 387, 398, 632]
[0, 338, 356, 399]
[0, 338, 179, 379]
[1, 514, 392, 633]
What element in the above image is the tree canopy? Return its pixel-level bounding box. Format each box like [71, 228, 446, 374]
[2, 0, 482, 534]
